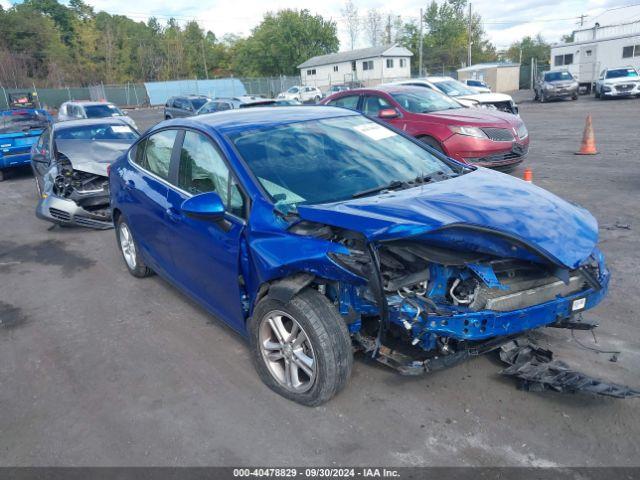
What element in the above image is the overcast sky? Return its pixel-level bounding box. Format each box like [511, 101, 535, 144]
[4, 0, 636, 49]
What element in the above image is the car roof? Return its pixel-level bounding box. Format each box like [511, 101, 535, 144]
[345, 85, 435, 95]
[160, 106, 358, 136]
[53, 117, 131, 130]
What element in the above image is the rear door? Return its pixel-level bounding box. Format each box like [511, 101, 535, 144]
[164, 129, 248, 330]
[124, 128, 180, 274]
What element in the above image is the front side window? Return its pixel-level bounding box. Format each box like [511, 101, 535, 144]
[327, 95, 359, 110]
[177, 131, 245, 217]
[136, 129, 177, 180]
[362, 95, 392, 116]
[230, 115, 454, 211]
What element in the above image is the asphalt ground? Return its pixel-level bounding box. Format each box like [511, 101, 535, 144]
[1, 92, 639, 466]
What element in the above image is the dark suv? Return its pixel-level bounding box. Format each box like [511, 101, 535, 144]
[164, 95, 211, 119]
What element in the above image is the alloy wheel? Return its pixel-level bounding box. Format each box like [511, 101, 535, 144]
[258, 310, 317, 393]
[119, 222, 137, 270]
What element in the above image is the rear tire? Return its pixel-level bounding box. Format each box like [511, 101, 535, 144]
[116, 215, 153, 278]
[248, 288, 353, 406]
[572, 94, 578, 101]
[540, 92, 546, 103]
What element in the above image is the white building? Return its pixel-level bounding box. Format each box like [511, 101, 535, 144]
[550, 5, 640, 92]
[298, 45, 413, 91]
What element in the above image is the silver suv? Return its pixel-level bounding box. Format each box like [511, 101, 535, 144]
[534, 70, 579, 102]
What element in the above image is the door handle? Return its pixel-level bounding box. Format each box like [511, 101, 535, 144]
[165, 207, 181, 223]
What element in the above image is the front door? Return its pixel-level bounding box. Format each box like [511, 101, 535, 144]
[165, 129, 248, 330]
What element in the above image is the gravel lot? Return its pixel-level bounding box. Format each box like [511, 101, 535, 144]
[1, 93, 639, 467]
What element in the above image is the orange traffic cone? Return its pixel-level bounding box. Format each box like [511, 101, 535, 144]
[523, 168, 533, 183]
[575, 114, 598, 155]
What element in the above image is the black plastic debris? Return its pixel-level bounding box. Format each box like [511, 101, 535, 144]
[498, 339, 640, 398]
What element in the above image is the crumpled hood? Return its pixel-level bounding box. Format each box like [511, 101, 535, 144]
[297, 168, 598, 269]
[56, 139, 134, 176]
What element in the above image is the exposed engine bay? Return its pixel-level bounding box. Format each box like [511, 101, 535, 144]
[51, 158, 111, 220]
[34, 135, 136, 230]
[285, 220, 635, 398]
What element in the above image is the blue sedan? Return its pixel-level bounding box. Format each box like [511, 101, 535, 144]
[109, 107, 609, 405]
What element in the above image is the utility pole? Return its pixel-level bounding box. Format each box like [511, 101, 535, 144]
[467, 2, 472, 67]
[201, 39, 209, 80]
[418, 8, 424, 77]
[386, 15, 392, 45]
[579, 14, 585, 27]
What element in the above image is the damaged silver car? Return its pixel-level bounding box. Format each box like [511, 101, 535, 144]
[31, 118, 139, 229]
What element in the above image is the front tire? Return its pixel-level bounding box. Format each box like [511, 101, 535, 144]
[116, 215, 153, 278]
[248, 288, 353, 406]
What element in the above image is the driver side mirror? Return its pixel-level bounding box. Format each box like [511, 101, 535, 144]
[181, 191, 231, 231]
[378, 108, 400, 119]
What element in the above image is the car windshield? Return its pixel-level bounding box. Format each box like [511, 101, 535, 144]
[231, 115, 455, 211]
[391, 89, 462, 113]
[55, 123, 139, 140]
[467, 80, 484, 87]
[190, 98, 209, 109]
[84, 104, 124, 118]
[545, 71, 573, 81]
[433, 80, 477, 96]
[287, 87, 299, 93]
[606, 68, 638, 79]
[0, 111, 49, 133]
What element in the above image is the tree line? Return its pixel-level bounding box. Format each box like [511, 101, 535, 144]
[0, 0, 552, 88]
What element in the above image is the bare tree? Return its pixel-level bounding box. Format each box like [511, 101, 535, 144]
[364, 9, 383, 47]
[341, 0, 360, 50]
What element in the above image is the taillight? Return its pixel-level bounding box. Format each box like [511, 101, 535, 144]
[106, 164, 111, 177]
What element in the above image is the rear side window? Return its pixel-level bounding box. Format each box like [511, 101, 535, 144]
[327, 95, 359, 110]
[134, 130, 177, 180]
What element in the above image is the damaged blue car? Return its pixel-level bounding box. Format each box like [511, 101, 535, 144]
[109, 107, 609, 405]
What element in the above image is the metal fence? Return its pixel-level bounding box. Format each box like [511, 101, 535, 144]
[0, 76, 303, 111]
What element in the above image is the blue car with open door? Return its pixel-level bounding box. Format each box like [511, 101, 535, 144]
[109, 107, 611, 405]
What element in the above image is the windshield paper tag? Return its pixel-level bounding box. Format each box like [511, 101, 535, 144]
[353, 123, 397, 141]
[111, 125, 131, 133]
